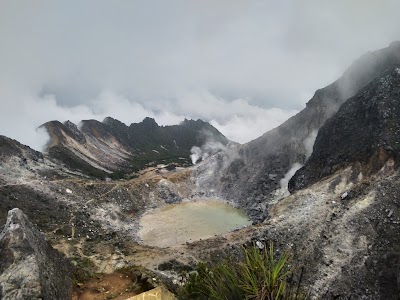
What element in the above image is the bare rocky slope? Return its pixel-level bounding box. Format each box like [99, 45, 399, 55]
[267, 63, 400, 298]
[0, 134, 198, 298]
[194, 41, 400, 221]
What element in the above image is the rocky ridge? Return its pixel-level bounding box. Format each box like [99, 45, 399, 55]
[41, 117, 228, 178]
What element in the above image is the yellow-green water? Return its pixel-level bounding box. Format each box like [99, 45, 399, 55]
[138, 200, 251, 248]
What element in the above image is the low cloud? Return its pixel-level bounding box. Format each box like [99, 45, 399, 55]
[210, 107, 297, 144]
[1, 1, 400, 150]
[0, 88, 297, 151]
[0, 89, 186, 151]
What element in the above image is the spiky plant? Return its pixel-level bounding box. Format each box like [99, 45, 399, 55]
[177, 242, 308, 300]
[239, 242, 292, 300]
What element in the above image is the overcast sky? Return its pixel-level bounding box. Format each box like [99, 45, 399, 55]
[1, 0, 400, 150]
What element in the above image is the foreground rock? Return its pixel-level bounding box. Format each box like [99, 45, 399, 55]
[0, 208, 73, 300]
[128, 286, 176, 300]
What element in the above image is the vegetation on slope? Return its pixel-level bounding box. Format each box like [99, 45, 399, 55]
[178, 242, 308, 300]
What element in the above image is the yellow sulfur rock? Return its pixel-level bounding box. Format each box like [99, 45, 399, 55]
[127, 286, 176, 300]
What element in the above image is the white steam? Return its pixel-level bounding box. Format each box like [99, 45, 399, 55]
[303, 130, 318, 158]
[190, 142, 227, 165]
[279, 163, 303, 191]
[273, 162, 303, 200]
[274, 131, 318, 199]
[32, 127, 51, 153]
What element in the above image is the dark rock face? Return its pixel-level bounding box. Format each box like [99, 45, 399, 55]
[0, 136, 43, 163]
[0, 208, 72, 300]
[195, 42, 400, 218]
[289, 66, 400, 192]
[41, 117, 228, 177]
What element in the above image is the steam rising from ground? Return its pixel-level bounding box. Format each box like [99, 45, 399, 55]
[274, 130, 319, 198]
[303, 130, 318, 158]
[190, 142, 227, 165]
[279, 163, 303, 192]
[191, 129, 230, 164]
[272, 163, 304, 200]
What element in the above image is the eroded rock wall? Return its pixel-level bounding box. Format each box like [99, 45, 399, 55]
[0, 208, 73, 300]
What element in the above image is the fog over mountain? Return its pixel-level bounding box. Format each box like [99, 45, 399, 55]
[1, 0, 400, 149]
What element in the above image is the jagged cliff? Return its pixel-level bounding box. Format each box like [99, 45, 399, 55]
[289, 65, 400, 192]
[194, 41, 400, 220]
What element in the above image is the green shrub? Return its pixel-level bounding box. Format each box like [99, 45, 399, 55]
[178, 242, 308, 300]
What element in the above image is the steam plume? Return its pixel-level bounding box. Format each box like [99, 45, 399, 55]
[190, 141, 227, 165]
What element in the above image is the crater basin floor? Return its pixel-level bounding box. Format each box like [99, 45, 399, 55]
[138, 200, 251, 248]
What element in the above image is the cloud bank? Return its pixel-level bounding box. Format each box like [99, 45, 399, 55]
[1, 0, 400, 150]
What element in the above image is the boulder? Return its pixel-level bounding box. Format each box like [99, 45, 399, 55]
[128, 286, 176, 300]
[0, 208, 73, 300]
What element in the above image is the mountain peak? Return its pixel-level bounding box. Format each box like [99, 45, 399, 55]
[103, 116, 126, 126]
[140, 117, 158, 128]
[389, 40, 400, 49]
